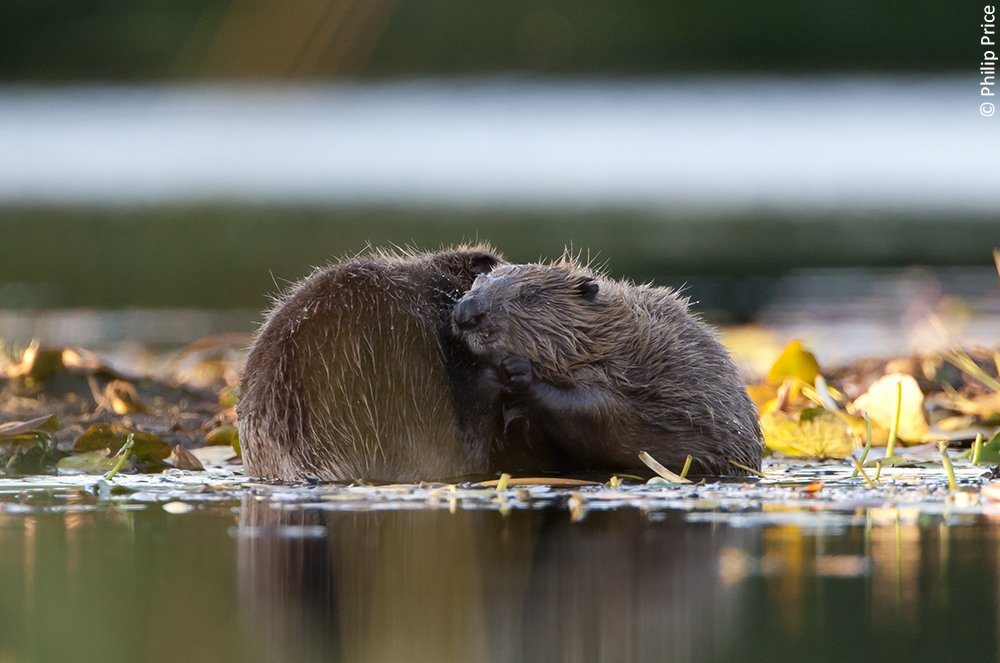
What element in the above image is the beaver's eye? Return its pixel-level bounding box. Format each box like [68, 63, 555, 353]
[520, 286, 542, 305]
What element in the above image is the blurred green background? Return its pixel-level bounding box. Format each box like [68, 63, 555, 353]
[0, 0, 995, 334]
[0, 0, 974, 80]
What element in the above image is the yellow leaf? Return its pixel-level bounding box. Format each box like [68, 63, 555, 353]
[762, 409, 858, 459]
[767, 340, 821, 385]
[950, 391, 1000, 423]
[852, 373, 930, 443]
[746, 383, 778, 412]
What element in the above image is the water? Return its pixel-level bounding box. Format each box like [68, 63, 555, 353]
[1, 466, 997, 663]
[0, 77, 995, 210]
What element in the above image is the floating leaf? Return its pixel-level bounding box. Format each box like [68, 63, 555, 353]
[762, 410, 857, 459]
[57, 449, 117, 475]
[767, 340, 821, 385]
[74, 423, 171, 461]
[852, 373, 930, 443]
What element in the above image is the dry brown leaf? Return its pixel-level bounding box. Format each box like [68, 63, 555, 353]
[103, 380, 151, 415]
[0, 414, 60, 437]
[169, 444, 205, 471]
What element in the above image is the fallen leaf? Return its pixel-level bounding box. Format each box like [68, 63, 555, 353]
[762, 409, 858, 459]
[767, 340, 821, 385]
[191, 445, 238, 466]
[57, 449, 117, 474]
[746, 383, 778, 412]
[204, 425, 238, 447]
[950, 391, 1000, 423]
[4, 343, 65, 381]
[169, 444, 205, 471]
[74, 423, 171, 461]
[852, 373, 930, 443]
[103, 380, 151, 415]
[0, 414, 60, 437]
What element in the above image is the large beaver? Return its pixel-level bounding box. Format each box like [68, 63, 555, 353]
[238, 245, 503, 482]
[452, 258, 763, 476]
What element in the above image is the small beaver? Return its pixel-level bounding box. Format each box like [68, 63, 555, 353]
[452, 259, 763, 476]
[238, 245, 503, 482]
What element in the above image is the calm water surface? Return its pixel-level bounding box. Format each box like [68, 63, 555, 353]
[1, 484, 997, 663]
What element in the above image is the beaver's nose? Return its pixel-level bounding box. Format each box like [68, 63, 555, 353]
[453, 297, 486, 330]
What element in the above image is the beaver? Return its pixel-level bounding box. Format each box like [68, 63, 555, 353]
[237, 245, 504, 482]
[452, 258, 763, 476]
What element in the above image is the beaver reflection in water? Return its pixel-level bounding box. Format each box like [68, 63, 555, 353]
[452, 258, 763, 477]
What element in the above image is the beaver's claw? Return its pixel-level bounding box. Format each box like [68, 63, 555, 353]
[497, 355, 533, 391]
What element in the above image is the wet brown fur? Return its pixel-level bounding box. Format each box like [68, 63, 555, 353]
[455, 257, 763, 476]
[237, 245, 503, 481]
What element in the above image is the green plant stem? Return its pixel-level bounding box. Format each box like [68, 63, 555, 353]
[885, 380, 903, 459]
[852, 457, 876, 488]
[939, 442, 957, 491]
[727, 459, 768, 479]
[104, 434, 135, 481]
[852, 415, 873, 478]
[680, 455, 693, 479]
[972, 433, 984, 466]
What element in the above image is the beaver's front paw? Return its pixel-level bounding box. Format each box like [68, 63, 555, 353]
[497, 355, 533, 393]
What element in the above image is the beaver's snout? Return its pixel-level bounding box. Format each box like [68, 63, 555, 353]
[453, 296, 486, 330]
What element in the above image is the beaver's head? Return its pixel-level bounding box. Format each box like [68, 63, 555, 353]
[452, 262, 603, 377]
[426, 244, 504, 291]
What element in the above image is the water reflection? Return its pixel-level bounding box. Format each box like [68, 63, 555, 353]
[1, 492, 999, 662]
[238, 498, 752, 663]
[236, 498, 1000, 662]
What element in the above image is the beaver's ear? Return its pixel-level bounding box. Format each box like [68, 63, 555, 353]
[576, 276, 599, 300]
[470, 254, 498, 276]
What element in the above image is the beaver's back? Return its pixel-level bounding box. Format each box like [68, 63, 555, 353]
[238, 258, 475, 481]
